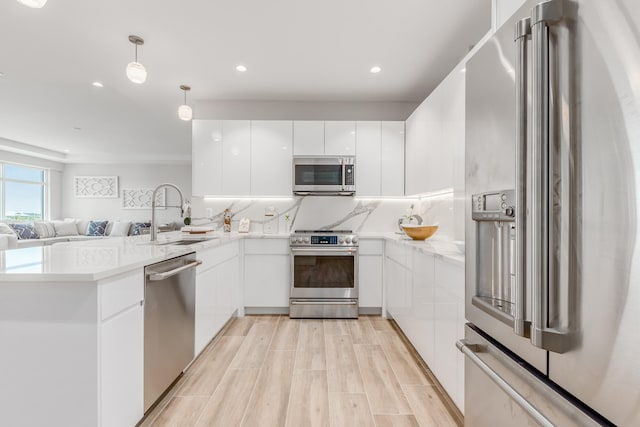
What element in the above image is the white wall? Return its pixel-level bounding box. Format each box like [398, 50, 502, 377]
[61, 163, 191, 224]
[194, 100, 418, 121]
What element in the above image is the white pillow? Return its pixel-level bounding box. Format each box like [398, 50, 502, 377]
[0, 223, 17, 236]
[33, 221, 56, 238]
[109, 221, 131, 237]
[53, 221, 79, 237]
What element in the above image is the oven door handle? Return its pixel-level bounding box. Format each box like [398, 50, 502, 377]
[291, 247, 358, 255]
[291, 300, 358, 306]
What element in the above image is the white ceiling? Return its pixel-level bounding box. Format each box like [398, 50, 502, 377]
[0, 0, 490, 164]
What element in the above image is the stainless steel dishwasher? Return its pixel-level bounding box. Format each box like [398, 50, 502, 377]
[144, 252, 200, 412]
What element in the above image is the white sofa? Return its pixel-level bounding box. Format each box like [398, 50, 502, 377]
[0, 220, 154, 250]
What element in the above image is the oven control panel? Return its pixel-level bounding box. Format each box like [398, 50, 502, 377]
[290, 230, 359, 247]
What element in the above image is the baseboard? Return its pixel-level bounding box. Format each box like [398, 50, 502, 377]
[388, 319, 464, 427]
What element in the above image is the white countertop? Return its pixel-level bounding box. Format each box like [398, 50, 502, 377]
[0, 230, 463, 282]
[359, 232, 465, 267]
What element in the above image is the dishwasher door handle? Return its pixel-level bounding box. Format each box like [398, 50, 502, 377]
[147, 260, 202, 281]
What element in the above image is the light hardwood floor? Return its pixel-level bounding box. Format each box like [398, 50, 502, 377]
[140, 315, 460, 427]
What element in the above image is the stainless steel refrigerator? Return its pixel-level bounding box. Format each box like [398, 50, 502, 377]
[461, 0, 640, 425]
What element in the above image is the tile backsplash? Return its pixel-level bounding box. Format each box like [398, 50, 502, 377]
[191, 192, 458, 239]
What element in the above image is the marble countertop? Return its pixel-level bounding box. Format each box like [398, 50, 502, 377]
[0, 230, 463, 282]
[359, 232, 465, 267]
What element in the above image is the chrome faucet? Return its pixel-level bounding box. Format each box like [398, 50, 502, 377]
[151, 183, 184, 242]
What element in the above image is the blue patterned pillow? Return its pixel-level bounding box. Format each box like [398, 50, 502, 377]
[86, 220, 109, 236]
[8, 223, 40, 240]
[130, 222, 151, 236]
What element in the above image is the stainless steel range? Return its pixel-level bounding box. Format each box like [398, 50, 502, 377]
[289, 229, 358, 319]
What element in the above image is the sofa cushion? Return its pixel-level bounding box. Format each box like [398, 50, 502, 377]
[109, 221, 131, 237]
[130, 222, 151, 236]
[87, 220, 109, 236]
[0, 223, 17, 236]
[53, 221, 79, 237]
[8, 223, 39, 240]
[33, 221, 56, 238]
[0, 234, 18, 250]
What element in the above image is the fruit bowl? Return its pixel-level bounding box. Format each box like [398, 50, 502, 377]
[401, 224, 439, 241]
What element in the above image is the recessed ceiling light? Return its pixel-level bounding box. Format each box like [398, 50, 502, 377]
[73, 127, 82, 131]
[92, 81, 104, 88]
[370, 66, 382, 74]
[16, 0, 48, 8]
[236, 65, 247, 73]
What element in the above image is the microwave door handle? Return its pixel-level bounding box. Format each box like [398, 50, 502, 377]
[341, 159, 346, 191]
[514, 17, 531, 338]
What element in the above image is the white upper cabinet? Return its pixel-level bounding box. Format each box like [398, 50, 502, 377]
[293, 121, 356, 156]
[293, 121, 324, 155]
[192, 120, 250, 196]
[194, 119, 403, 197]
[355, 121, 404, 197]
[221, 120, 251, 195]
[324, 121, 356, 155]
[405, 67, 464, 196]
[251, 121, 293, 196]
[355, 121, 382, 197]
[381, 121, 405, 196]
[192, 120, 223, 196]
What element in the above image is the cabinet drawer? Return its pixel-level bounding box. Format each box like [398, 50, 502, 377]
[243, 238, 290, 255]
[99, 270, 144, 321]
[385, 241, 409, 266]
[359, 239, 383, 255]
[198, 241, 239, 270]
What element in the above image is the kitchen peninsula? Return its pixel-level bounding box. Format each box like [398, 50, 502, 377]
[0, 233, 233, 427]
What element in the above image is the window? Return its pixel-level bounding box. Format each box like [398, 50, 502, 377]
[1, 162, 48, 221]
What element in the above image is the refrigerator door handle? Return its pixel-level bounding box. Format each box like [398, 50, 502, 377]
[514, 17, 531, 338]
[530, 0, 572, 353]
[457, 339, 555, 427]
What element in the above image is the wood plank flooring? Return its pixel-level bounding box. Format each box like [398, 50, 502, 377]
[141, 315, 459, 427]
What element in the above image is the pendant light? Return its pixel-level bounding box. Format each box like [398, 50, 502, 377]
[16, 0, 48, 8]
[126, 35, 147, 84]
[178, 85, 193, 121]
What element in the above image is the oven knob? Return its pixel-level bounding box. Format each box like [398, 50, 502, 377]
[345, 237, 352, 244]
[296, 237, 303, 244]
[351, 237, 358, 244]
[303, 237, 310, 243]
[290, 237, 296, 244]
[339, 237, 345, 244]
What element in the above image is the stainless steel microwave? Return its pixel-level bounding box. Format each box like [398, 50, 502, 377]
[292, 156, 355, 195]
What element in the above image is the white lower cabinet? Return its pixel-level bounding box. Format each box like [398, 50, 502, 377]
[243, 239, 290, 309]
[100, 303, 144, 427]
[358, 239, 384, 309]
[195, 242, 240, 356]
[384, 241, 465, 413]
[434, 256, 465, 411]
